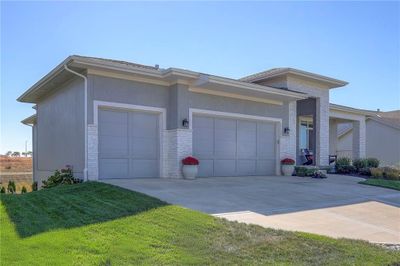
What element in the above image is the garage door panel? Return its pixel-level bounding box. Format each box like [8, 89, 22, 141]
[193, 115, 277, 177]
[257, 159, 275, 175]
[99, 136, 129, 157]
[99, 109, 160, 179]
[130, 159, 159, 177]
[237, 160, 256, 175]
[214, 160, 236, 176]
[130, 138, 158, 159]
[197, 160, 214, 177]
[99, 159, 129, 178]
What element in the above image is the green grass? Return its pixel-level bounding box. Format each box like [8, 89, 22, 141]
[359, 178, 400, 191]
[1, 182, 399, 265]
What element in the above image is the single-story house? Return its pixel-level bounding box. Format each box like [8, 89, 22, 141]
[18, 55, 394, 183]
[334, 110, 400, 166]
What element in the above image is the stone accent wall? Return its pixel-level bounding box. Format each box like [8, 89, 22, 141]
[287, 77, 331, 166]
[87, 124, 99, 180]
[280, 101, 297, 161]
[163, 129, 193, 178]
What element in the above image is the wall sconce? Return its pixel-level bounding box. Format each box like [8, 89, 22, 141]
[284, 127, 290, 135]
[182, 118, 189, 128]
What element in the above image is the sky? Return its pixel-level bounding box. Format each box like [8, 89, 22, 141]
[1, 1, 399, 154]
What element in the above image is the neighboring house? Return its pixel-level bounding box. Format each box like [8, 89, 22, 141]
[334, 111, 400, 166]
[18, 55, 391, 183]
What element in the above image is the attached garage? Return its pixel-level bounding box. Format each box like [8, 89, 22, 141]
[98, 108, 161, 179]
[192, 113, 278, 177]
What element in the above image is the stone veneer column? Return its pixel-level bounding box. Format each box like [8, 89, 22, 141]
[352, 120, 366, 159]
[280, 101, 297, 162]
[316, 96, 330, 166]
[87, 124, 99, 180]
[163, 129, 193, 178]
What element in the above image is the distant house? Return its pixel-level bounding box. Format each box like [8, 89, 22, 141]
[335, 110, 400, 166]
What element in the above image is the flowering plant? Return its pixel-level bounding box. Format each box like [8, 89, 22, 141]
[281, 158, 295, 165]
[182, 156, 199, 165]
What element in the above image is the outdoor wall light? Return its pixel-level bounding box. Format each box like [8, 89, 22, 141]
[182, 118, 189, 128]
[284, 127, 290, 135]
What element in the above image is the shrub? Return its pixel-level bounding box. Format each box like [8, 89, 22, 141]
[353, 158, 368, 170]
[21, 186, 27, 194]
[370, 168, 384, 178]
[358, 167, 371, 176]
[336, 157, 351, 167]
[382, 167, 400, 181]
[295, 166, 317, 177]
[336, 165, 356, 174]
[0, 187, 5, 193]
[182, 156, 199, 165]
[42, 165, 82, 188]
[7, 180, 16, 194]
[32, 181, 38, 191]
[281, 158, 295, 165]
[366, 158, 379, 168]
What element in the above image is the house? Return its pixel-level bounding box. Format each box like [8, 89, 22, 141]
[18, 55, 390, 183]
[334, 110, 400, 166]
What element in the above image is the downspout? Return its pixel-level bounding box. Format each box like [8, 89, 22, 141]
[64, 65, 88, 181]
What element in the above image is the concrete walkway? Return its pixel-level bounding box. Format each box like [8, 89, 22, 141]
[103, 175, 400, 244]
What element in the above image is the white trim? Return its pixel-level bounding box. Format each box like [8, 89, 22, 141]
[189, 108, 282, 175]
[188, 87, 283, 106]
[93, 100, 166, 178]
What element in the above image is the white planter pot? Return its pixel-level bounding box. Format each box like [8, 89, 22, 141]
[281, 164, 294, 176]
[182, 165, 198, 179]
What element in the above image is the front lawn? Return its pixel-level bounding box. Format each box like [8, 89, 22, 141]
[1, 182, 399, 265]
[359, 178, 400, 191]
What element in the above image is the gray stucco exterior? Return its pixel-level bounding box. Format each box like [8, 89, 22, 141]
[35, 77, 85, 183]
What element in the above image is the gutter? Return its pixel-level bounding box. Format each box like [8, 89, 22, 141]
[64, 65, 88, 181]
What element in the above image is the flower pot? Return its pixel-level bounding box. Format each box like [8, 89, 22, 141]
[281, 164, 294, 176]
[182, 165, 198, 179]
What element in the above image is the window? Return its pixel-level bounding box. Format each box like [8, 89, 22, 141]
[299, 117, 314, 152]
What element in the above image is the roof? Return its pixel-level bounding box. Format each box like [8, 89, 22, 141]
[240, 67, 348, 88]
[17, 55, 307, 103]
[369, 111, 400, 130]
[21, 114, 37, 125]
[329, 103, 377, 116]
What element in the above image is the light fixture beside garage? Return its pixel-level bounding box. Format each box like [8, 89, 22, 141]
[182, 118, 189, 128]
[284, 127, 290, 135]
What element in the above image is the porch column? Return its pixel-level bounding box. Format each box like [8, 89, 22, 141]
[316, 96, 330, 166]
[329, 119, 338, 156]
[352, 120, 366, 159]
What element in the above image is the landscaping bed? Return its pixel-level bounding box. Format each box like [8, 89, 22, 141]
[1, 182, 399, 265]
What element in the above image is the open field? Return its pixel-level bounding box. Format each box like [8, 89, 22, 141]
[1, 182, 399, 265]
[0, 157, 33, 192]
[0, 157, 32, 173]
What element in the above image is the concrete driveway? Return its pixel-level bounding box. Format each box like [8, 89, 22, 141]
[103, 175, 400, 244]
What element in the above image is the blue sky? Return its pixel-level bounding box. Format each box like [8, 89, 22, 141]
[1, 1, 399, 153]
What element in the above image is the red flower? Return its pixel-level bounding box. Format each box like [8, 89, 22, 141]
[182, 156, 199, 165]
[281, 158, 295, 165]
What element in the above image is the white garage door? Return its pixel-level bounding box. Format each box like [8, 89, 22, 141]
[193, 115, 276, 177]
[98, 109, 160, 179]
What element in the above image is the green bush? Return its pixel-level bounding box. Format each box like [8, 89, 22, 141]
[42, 166, 82, 189]
[0, 187, 5, 194]
[366, 158, 379, 168]
[353, 158, 368, 170]
[295, 166, 318, 177]
[7, 181, 16, 194]
[21, 186, 27, 194]
[336, 157, 351, 167]
[336, 165, 356, 174]
[31, 182, 38, 191]
[358, 167, 371, 176]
